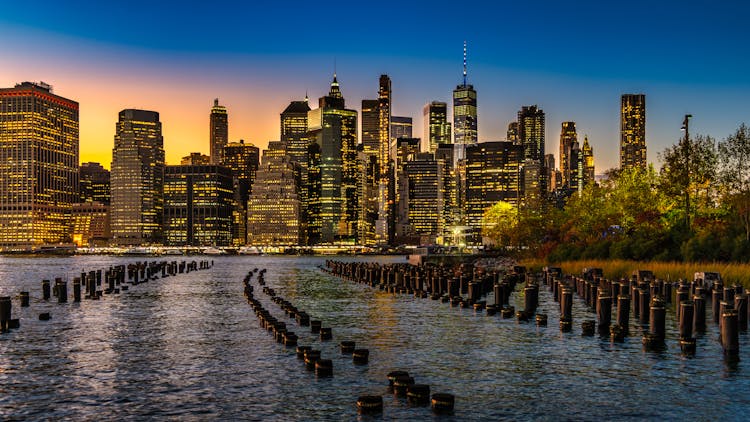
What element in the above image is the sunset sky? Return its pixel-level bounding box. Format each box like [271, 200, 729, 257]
[1, 1, 748, 170]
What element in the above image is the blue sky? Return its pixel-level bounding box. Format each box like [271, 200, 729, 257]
[1, 0, 748, 169]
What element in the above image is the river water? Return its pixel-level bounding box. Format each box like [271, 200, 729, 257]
[0, 255, 748, 421]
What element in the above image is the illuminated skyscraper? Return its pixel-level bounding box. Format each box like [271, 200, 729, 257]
[80, 162, 110, 205]
[307, 74, 358, 244]
[0, 82, 79, 247]
[435, 144, 458, 232]
[163, 164, 233, 246]
[518, 105, 545, 163]
[581, 135, 595, 187]
[111, 109, 164, 245]
[404, 152, 444, 243]
[394, 137, 420, 238]
[222, 139, 260, 245]
[507, 122, 519, 144]
[620, 94, 646, 170]
[423, 101, 451, 153]
[361, 99, 380, 156]
[465, 142, 523, 244]
[210, 98, 228, 164]
[181, 152, 211, 165]
[391, 116, 412, 140]
[453, 42, 478, 159]
[559, 121, 577, 188]
[544, 154, 558, 193]
[356, 148, 378, 246]
[376, 75, 393, 245]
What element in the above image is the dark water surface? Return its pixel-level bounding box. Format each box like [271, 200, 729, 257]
[0, 255, 748, 421]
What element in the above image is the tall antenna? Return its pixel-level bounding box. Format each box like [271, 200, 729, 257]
[463, 40, 467, 86]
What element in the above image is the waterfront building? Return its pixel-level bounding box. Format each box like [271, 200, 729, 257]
[181, 152, 211, 165]
[423, 101, 451, 154]
[0, 82, 79, 247]
[465, 142, 523, 243]
[246, 151, 302, 246]
[209, 99, 228, 164]
[222, 139, 260, 246]
[80, 162, 110, 205]
[404, 152, 444, 243]
[453, 42, 478, 160]
[559, 121, 577, 188]
[307, 74, 358, 244]
[71, 202, 110, 246]
[110, 109, 165, 245]
[163, 164, 233, 246]
[620, 94, 646, 170]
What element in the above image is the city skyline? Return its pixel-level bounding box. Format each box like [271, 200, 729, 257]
[2, 2, 749, 171]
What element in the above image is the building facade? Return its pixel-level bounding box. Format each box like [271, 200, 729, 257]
[559, 121, 577, 188]
[110, 109, 165, 245]
[391, 116, 412, 141]
[423, 101, 451, 154]
[80, 162, 110, 205]
[181, 152, 211, 165]
[376, 75, 393, 245]
[0, 82, 79, 247]
[453, 42, 478, 160]
[222, 139, 260, 246]
[620, 94, 646, 170]
[163, 164, 233, 246]
[404, 153, 444, 243]
[210, 99, 228, 165]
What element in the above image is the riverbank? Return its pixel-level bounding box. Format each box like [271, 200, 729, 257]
[522, 259, 750, 288]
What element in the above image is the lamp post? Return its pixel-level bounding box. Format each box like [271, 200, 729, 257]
[681, 114, 692, 229]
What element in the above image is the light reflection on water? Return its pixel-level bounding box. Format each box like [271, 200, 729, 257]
[0, 255, 748, 420]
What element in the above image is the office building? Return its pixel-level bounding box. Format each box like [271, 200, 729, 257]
[391, 116, 412, 140]
[356, 148, 378, 246]
[453, 42, 478, 160]
[361, 99, 380, 157]
[394, 137, 420, 238]
[435, 144, 458, 233]
[581, 136, 595, 188]
[507, 122, 519, 144]
[404, 153, 444, 243]
[210, 99, 228, 164]
[0, 82, 79, 247]
[163, 164, 233, 246]
[71, 202, 110, 247]
[222, 139, 260, 246]
[559, 121, 577, 188]
[181, 152, 211, 165]
[80, 162, 110, 205]
[620, 94, 646, 170]
[111, 109, 165, 245]
[518, 105, 545, 163]
[423, 101, 451, 153]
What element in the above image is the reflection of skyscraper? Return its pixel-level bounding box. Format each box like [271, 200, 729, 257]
[111, 109, 164, 245]
[210, 99, 228, 164]
[620, 94, 646, 170]
[453, 41, 478, 161]
[307, 74, 358, 244]
[423, 101, 451, 153]
[0, 82, 79, 247]
[559, 121, 577, 188]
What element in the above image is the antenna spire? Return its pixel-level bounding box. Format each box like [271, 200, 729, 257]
[463, 40, 467, 86]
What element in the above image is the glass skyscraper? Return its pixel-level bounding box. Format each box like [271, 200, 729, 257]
[620, 94, 646, 170]
[210, 99, 228, 165]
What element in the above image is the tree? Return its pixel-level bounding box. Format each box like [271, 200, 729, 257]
[482, 201, 517, 249]
[718, 124, 750, 240]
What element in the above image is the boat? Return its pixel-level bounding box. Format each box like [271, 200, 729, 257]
[123, 246, 154, 255]
[238, 246, 262, 255]
[163, 248, 183, 256]
[202, 247, 226, 255]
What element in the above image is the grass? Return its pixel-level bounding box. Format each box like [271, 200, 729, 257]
[520, 259, 750, 290]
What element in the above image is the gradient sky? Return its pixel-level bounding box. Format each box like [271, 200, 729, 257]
[1, 0, 748, 170]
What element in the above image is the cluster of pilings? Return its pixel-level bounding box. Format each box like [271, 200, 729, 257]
[243, 267, 454, 416]
[323, 260, 544, 324]
[0, 259, 213, 334]
[543, 266, 744, 358]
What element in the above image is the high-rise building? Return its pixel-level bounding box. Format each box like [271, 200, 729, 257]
[71, 202, 110, 246]
[391, 116, 412, 141]
[80, 162, 110, 205]
[423, 101, 451, 153]
[559, 121, 577, 188]
[465, 142, 524, 244]
[581, 135, 595, 188]
[210, 99, 228, 164]
[521, 159, 543, 207]
[281, 98, 311, 229]
[181, 152, 211, 165]
[507, 122, 519, 144]
[453, 42, 478, 160]
[394, 137, 421, 238]
[404, 152, 444, 243]
[307, 74, 358, 244]
[246, 149, 302, 246]
[620, 94, 646, 170]
[222, 139, 260, 246]
[544, 154, 558, 192]
[518, 105, 545, 163]
[376, 75, 393, 245]
[111, 109, 165, 245]
[163, 164, 233, 246]
[0, 82, 79, 247]
[435, 144, 458, 233]
[361, 99, 380, 157]
[356, 148, 378, 246]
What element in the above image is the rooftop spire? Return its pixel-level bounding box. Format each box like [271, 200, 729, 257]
[463, 40, 467, 86]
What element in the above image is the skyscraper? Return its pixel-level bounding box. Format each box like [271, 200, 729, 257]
[404, 152, 444, 243]
[0, 82, 79, 247]
[507, 122, 519, 144]
[181, 152, 211, 165]
[518, 105, 545, 163]
[361, 99, 380, 156]
[80, 162, 110, 205]
[394, 137, 421, 238]
[111, 109, 165, 245]
[423, 101, 451, 153]
[222, 139, 260, 246]
[281, 98, 311, 244]
[620, 94, 646, 170]
[163, 164, 233, 246]
[356, 147, 378, 246]
[581, 135, 595, 187]
[307, 74, 358, 244]
[376, 75, 393, 245]
[210, 99, 228, 164]
[453, 42, 478, 159]
[559, 121, 577, 188]
[391, 116, 412, 140]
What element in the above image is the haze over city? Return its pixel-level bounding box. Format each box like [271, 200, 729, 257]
[2, 0, 748, 170]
